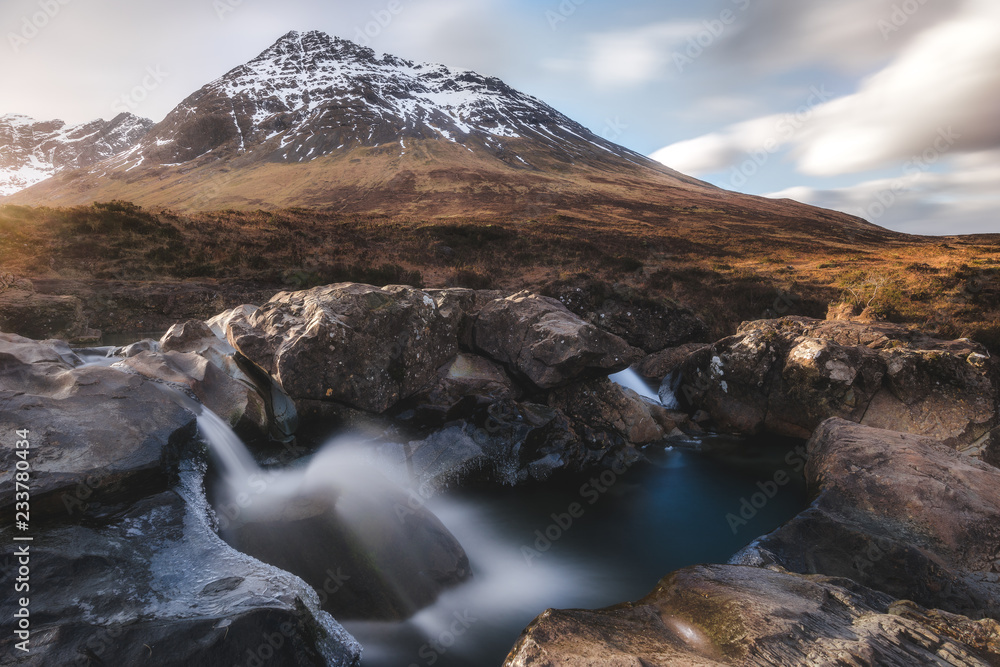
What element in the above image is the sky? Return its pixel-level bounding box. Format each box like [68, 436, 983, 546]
[1, 0, 997, 235]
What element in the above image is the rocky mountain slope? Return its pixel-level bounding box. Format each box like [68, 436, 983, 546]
[1, 31, 873, 234]
[0, 112, 152, 196]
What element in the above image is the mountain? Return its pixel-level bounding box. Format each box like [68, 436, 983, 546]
[0, 113, 153, 196]
[1, 30, 878, 240]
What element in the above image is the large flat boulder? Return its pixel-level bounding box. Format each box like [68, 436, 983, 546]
[474, 292, 640, 389]
[680, 317, 998, 449]
[228, 283, 460, 413]
[737, 418, 1000, 619]
[0, 486, 361, 666]
[0, 333, 196, 521]
[506, 564, 1000, 666]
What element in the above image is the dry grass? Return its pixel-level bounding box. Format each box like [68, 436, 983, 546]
[2, 201, 1000, 350]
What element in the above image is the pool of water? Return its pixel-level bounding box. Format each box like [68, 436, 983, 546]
[342, 435, 808, 667]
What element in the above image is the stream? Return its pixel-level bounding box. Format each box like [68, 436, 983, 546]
[188, 370, 808, 666]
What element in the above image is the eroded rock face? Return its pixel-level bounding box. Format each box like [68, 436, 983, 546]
[0, 333, 196, 521]
[545, 281, 709, 353]
[228, 283, 460, 413]
[0, 278, 98, 343]
[680, 317, 998, 449]
[737, 418, 1000, 620]
[474, 291, 640, 389]
[0, 486, 361, 666]
[546, 378, 671, 445]
[505, 564, 1000, 666]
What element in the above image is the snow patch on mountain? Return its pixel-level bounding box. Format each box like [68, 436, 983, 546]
[0, 113, 153, 196]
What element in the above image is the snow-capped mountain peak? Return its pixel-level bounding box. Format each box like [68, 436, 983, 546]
[0, 112, 153, 196]
[114, 30, 656, 171]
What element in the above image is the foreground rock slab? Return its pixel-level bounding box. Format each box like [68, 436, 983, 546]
[738, 418, 1000, 619]
[506, 564, 1000, 666]
[0, 333, 196, 520]
[474, 291, 640, 389]
[681, 317, 998, 450]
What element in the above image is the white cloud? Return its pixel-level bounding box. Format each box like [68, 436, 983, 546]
[767, 155, 1000, 235]
[582, 22, 700, 87]
[795, 0, 1000, 175]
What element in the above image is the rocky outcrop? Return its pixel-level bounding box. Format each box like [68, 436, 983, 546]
[737, 419, 1000, 619]
[635, 342, 710, 380]
[0, 333, 361, 665]
[474, 291, 640, 389]
[0, 487, 361, 666]
[680, 317, 998, 450]
[547, 378, 674, 445]
[506, 564, 1000, 666]
[229, 283, 460, 414]
[0, 276, 98, 343]
[0, 333, 196, 521]
[546, 281, 709, 353]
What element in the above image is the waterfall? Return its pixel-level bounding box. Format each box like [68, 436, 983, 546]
[609, 368, 661, 403]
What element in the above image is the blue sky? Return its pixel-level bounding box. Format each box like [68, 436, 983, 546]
[1, 0, 997, 234]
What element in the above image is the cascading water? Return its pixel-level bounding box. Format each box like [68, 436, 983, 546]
[156, 381, 808, 667]
[608, 368, 661, 403]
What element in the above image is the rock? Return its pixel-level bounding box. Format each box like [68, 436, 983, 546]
[0, 482, 361, 666]
[681, 317, 999, 448]
[737, 418, 1000, 620]
[547, 378, 669, 445]
[229, 283, 460, 414]
[0, 279, 98, 343]
[635, 342, 711, 380]
[424, 288, 503, 349]
[545, 281, 709, 353]
[505, 564, 1000, 666]
[120, 350, 269, 435]
[0, 333, 197, 522]
[207, 303, 258, 339]
[406, 353, 520, 422]
[114, 338, 160, 357]
[474, 291, 640, 389]
[225, 461, 471, 621]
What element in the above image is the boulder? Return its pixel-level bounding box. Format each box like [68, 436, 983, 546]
[635, 342, 710, 380]
[506, 564, 1000, 666]
[681, 317, 998, 449]
[228, 283, 460, 414]
[474, 292, 640, 389]
[736, 418, 1000, 620]
[545, 281, 709, 353]
[120, 350, 268, 435]
[207, 303, 258, 339]
[0, 279, 98, 343]
[424, 288, 503, 349]
[0, 334, 196, 522]
[0, 486, 361, 666]
[406, 353, 520, 422]
[547, 378, 671, 445]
